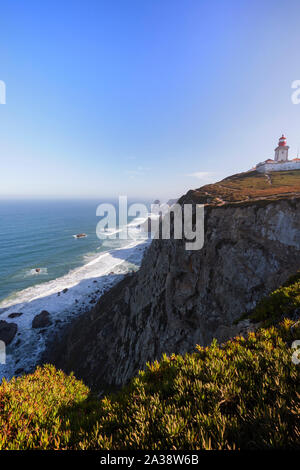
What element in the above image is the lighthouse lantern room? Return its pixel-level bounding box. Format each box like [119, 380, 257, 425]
[274, 134, 289, 162]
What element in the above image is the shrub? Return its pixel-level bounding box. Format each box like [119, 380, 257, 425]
[0, 317, 299, 450]
[249, 272, 300, 327]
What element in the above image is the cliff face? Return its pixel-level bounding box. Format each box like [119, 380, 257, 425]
[47, 172, 300, 392]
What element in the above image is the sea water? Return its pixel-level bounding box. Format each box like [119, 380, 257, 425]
[0, 198, 151, 380]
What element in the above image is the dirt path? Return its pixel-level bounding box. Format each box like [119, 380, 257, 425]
[265, 174, 272, 185]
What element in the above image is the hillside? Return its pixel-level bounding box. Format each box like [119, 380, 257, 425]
[45, 171, 300, 392]
[1, 170, 300, 450]
[182, 169, 300, 205]
[0, 273, 299, 450]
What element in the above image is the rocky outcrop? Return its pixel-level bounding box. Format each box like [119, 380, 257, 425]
[32, 311, 51, 329]
[45, 193, 300, 393]
[8, 312, 23, 319]
[0, 321, 18, 345]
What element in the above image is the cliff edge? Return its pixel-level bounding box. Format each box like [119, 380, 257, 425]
[45, 170, 300, 392]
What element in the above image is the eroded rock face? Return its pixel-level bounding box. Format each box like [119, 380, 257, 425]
[46, 196, 300, 392]
[32, 311, 51, 329]
[0, 321, 18, 345]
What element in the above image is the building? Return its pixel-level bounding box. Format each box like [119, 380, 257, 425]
[274, 134, 289, 162]
[256, 135, 300, 173]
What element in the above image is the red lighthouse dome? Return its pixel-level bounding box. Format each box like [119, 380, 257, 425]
[278, 134, 287, 147]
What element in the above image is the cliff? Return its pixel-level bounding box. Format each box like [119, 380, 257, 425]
[46, 170, 300, 392]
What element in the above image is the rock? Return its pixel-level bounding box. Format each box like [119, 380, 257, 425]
[215, 319, 259, 344]
[0, 320, 18, 345]
[8, 312, 23, 319]
[32, 310, 52, 329]
[46, 191, 300, 393]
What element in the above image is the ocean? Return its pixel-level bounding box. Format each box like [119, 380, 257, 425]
[0, 198, 151, 380]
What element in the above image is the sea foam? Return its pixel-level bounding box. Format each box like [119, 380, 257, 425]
[0, 222, 151, 381]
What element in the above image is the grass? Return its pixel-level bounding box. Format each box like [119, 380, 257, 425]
[0, 278, 299, 450]
[188, 170, 300, 204]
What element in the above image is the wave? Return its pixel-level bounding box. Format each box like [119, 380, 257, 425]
[0, 215, 151, 382]
[25, 268, 48, 277]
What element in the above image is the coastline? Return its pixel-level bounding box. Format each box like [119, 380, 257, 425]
[0, 236, 151, 382]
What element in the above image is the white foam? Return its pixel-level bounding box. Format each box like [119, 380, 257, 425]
[98, 228, 123, 236]
[0, 235, 151, 382]
[25, 268, 48, 277]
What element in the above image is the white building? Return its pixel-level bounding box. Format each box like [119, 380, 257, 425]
[256, 135, 300, 173]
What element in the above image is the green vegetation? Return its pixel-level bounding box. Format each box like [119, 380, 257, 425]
[0, 321, 299, 450]
[0, 277, 299, 450]
[191, 169, 300, 204]
[247, 272, 300, 327]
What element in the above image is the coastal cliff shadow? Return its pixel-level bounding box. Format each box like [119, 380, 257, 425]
[0, 239, 150, 378]
[0, 269, 134, 378]
[0, 272, 126, 321]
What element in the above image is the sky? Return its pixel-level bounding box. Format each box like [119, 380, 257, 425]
[1, 0, 300, 200]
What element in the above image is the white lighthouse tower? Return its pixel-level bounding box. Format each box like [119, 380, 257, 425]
[256, 134, 300, 172]
[274, 134, 289, 162]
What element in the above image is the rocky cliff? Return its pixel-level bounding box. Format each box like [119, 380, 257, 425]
[46, 170, 300, 392]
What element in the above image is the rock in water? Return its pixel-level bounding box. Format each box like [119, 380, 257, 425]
[0, 320, 18, 345]
[8, 312, 23, 319]
[32, 311, 52, 329]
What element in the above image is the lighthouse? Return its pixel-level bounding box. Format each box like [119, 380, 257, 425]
[255, 134, 300, 172]
[274, 134, 289, 162]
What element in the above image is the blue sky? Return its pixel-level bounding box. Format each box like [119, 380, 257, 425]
[1, 0, 300, 199]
